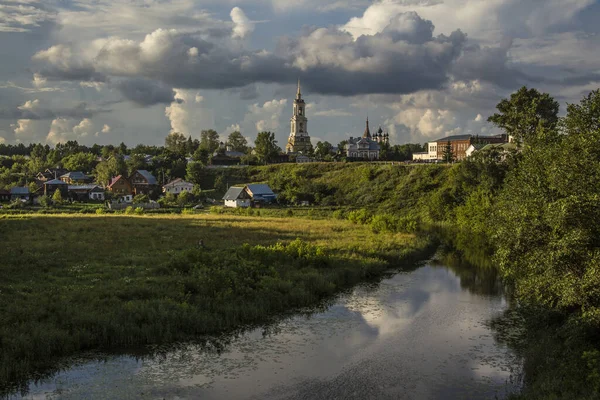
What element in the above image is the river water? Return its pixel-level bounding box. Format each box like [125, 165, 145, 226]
[12, 256, 522, 399]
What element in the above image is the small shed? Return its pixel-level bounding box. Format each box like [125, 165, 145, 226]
[223, 187, 251, 208]
[10, 187, 31, 202]
[246, 184, 277, 203]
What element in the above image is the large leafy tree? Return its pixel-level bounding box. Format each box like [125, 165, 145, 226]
[199, 129, 220, 154]
[94, 154, 127, 185]
[226, 131, 248, 153]
[254, 131, 280, 164]
[165, 132, 188, 155]
[488, 86, 559, 144]
[62, 152, 97, 172]
[561, 89, 600, 135]
[441, 141, 454, 163]
[314, 141, 333, 160]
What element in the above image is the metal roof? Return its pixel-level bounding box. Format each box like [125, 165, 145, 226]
[136, 170, 157, 185]
[10, 186, 30, 194]
[60, 171, 88, 180]
[222, 187, 245, 200]
[44, 179, 67, 185]
[246, 184, 275, 196]
[68, 185, 99, 191]
[434, 134, 473, 142]
[108, 175, 123, 187]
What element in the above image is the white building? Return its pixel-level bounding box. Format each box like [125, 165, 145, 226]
[162, 178, 194, 195]
[222, 187, 251, 208]
[285, 80, 312, 154]
[346, 118, 380, 160]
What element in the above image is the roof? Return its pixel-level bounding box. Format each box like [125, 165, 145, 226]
[108, 175, 124, 187]
[44, 179, 68, 185]
[246, 184, 275, 196]
[469, 143, 487, 151]
[225, 151, 245, 158]
[435, 134, 473, 142]
[60, 171, 87, 180]
[222, 186, 245, 200]
[68, 185, 99, 191]
[0, 189, 10, 195]
[136, 170, 157, 185]
[10, 187, 30, 194]
[363, 118, 371, 138]
[163, 178, 193, 188]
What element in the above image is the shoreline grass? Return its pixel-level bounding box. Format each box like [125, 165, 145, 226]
[0, 214, 435, 395]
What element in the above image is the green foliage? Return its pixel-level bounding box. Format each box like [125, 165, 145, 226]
[133, 194, 149, 204]
[39, 195, 52, 208]
[254, 131, 280, 164]
[347, 209, 372, 225]
[226, 131, 248, 153]
[199, 129, 220, 154]
[134, 207, 144, 215]
[488, 86, 559, 145]
[62, 152, 96, 172]
[441, 141, 454, 163]
[124, 206, 135, 214]
[561, 89, 600, 135]
[51, 189, 63, 205]
[177, 191, 192, 207]
[164, 132, 188, 155]
[95, 207, 106, 214]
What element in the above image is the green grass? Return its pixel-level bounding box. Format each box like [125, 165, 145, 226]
[0, 213, 434, 394]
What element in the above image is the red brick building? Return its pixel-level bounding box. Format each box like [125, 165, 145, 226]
[435, 134, 507, 161]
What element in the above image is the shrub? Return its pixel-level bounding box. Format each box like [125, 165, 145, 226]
[125, 206, 135, 215]
[133, 194, 149, 204]
[181, 208, 194, 215]
[95, 207, 106, 215]
[347, 209, 371, 225]
[39, 195, 52, 208]
[134, 207, 144, 215]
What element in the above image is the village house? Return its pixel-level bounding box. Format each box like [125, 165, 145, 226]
[60, 171, 91, 184]
[130, 170, 158, 195]
[10, 187, 31, 202]
[222, 186, 252, 208]
[162, 178, 194, 195]
[107, 175, 132, 195]
[245, 184, 277, 204]
[68, 185, 105, 202]
[346, 119, 383, 160]
[43, 178, 69, 198]
[434, 134, 508, 161]
[36, 168, 67, 182]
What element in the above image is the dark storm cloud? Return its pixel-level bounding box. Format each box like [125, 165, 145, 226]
[29, 10, 546, 97]
[115, 78, 178, 106]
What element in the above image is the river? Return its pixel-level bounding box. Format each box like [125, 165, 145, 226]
[10, 253, 522, 399]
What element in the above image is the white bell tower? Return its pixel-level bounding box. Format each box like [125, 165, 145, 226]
[286, 79, 312, 154]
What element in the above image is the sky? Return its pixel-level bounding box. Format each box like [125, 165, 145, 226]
[0, 0, 599, 148]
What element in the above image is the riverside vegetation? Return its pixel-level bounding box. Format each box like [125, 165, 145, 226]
[0, 214, 434, 395]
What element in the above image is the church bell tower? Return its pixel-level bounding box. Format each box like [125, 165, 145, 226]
[286, 80, 312, 154]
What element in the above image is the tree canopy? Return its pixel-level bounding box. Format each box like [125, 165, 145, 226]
[254, 131, 280, 164]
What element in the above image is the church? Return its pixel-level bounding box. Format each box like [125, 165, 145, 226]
[345, 118, 388, 160]
[285, 80, 312, 154]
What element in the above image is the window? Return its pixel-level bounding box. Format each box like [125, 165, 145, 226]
[299, 123, 304, 132]
[299, 108, 303, 115]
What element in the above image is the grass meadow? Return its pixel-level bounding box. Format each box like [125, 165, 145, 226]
[0, 213, 434, 394]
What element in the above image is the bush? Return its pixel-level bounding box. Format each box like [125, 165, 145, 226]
[133, 194, 149, 204]
[39, 195, 52, 208]
[125, 206, 135, 215]
[347, 209, 371, 225]
[95, 207, 106, 215]
[181, 208, 194, 215]
[134, 207, 144, 215]
[210, 206, 224, 214]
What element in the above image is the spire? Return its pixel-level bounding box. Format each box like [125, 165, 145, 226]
[296, 78, 301, 99]
[363, 117, 371, 138]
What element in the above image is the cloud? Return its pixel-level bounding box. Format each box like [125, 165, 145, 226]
[165, 89, 215, 136]
[45, 117, 97, 145]
[230, 7, 254, 39]
[244, 99, 287, 134]
[116, 78, 178, 106]
[95, 124, 111, 137]
[31, 10, 468, 97]
[0, 0, 56, 33]
[314, 109, 353, 117]
[0, 99, 106, 120]
[12, 118, 47, 143]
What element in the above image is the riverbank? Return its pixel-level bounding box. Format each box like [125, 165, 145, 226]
[0, 214, 435, 395]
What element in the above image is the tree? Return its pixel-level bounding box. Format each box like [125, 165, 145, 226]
[314, 141, 334, 160]
[177, 191, 192, 207]
[125, 153, 149, 176]
[561, 89, 600, 135]
[488, 86, 559, 144]
[52, 189, 63, 205]
[337, 140, 348, 155]
[39, 195, 52, 208]
[192, 147, 210, 165]
[94, 154, 127, 185]
[186, 161, 205, 185]
[133, 194, 149, 204]
[442, 141, 454, 163]
[226, 131, 248, 153]
[63, 152, 97, 172]
[199, 129, 220, 154]
[254, 131, 280, 164]
[165, 132, 188, 155]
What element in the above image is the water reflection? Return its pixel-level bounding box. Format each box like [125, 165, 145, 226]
[14, 253, 521, 400]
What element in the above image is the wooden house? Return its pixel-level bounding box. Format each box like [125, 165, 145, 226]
[130, 170, 158, 195]
[0, 189, 10, 202]
[43, 179, 69, 198]
[60, 171, 91, 184]
[107, 175, 133, 195]
[162, 178, 194, 195]
[223, 187, 251, 208]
